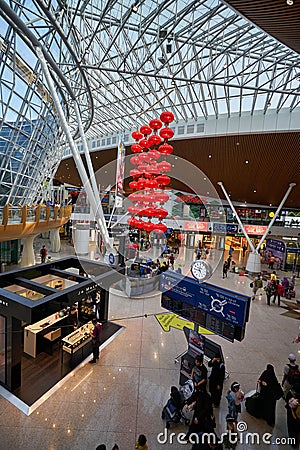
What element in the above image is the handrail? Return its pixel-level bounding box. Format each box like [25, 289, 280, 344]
[1, 204, 72, 226]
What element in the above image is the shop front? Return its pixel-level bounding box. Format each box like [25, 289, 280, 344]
[0, 256, 123, 413]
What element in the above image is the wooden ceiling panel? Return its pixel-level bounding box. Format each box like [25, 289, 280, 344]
[224, 0, 300, 54]
[55, 132, 300, 208]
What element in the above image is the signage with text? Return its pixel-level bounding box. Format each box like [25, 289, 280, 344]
[243, 225, 267, 235]
[184, 221, 208, 232]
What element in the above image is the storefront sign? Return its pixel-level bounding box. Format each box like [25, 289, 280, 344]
[243, 225, 267, 235]
[213, 223, 238, 233]
[160, 272, 249, 328]
[184, 221, 208, 231]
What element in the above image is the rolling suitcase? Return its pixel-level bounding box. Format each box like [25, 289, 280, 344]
[245, 384, 261, 418]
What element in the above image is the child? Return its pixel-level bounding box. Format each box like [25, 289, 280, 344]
[135, 434, 148, 450]
[226, 382, 244, 422]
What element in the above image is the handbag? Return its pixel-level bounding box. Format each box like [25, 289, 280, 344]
[250, 282, 253, 288]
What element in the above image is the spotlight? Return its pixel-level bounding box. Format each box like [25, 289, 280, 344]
[287, 0, 293, 5]
[132, 4, 138, 12]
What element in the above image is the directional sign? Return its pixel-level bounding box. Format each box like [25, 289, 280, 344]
[160, 272, 250, 328]
[155, 312, 214, 335]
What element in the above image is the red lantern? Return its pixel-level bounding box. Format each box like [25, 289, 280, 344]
[127, 217, 137, 227]
[147, 165, 160, 175]
[148, 149, 161, 160]
[130, 156, 140, 165]
[135, 219, 146, 229]
[143, 221, 154, 232]
[137, 163, 149, 173]
[156, 175, 171, 186]
[149, 119, 163, 130]
[132, 131, 143, 141]
[129, 181, 138, 190]
[148, 134, 162, 147]
[140, 125, 152, 136]
[131, 144, 142, 153]
[153, 208, 168, 219]
[128, 205, 141, 215]
[160, 111, 175, 124]
[138, 153, 151, 162]
[158, 143, 173, 154]
[130, 169, 141, 178]
[128, 193, 140, 202]
[155, 192, 169, 203]
[139, 138, 149, 149]
[159, 127, 174, 140]
[153, 223, 167, 233]
[157, 161, 172, 173]
[147, 179, 158, 189]
[136, 179, 146, 190]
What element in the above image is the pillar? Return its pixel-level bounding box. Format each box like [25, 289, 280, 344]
[246, 251, 261, 274]
[21, 235, 36, 267]
[50, 228, 61, 253]
[74, 223, 90, 255]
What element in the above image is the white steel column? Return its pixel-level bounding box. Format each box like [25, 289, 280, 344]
[36, 47, 112, 252]
[217, 182, 255, 252]
[255, 183, 296, 251]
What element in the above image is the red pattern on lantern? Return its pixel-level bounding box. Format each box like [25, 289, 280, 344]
[160, 111, 174, 124]
[140, 125, 152, 136]
[131, 144, 143, 153]
[149, 119, 163, 130]
[132, 131, 143, 141]
[148, 134, 162, 147]
[159, 127, 174, 140]
[158, 143, 173, 155]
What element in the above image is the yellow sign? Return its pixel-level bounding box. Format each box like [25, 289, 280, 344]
[155, 313, 214, 335]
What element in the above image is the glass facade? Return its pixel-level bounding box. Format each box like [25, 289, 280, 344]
[0, 315, 6, 384]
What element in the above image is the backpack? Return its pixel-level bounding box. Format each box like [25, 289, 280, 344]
[291, 403, 300, 422]
[287, 364, 300, 386]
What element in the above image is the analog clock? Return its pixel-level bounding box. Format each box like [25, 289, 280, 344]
[191, 259, 212, 282]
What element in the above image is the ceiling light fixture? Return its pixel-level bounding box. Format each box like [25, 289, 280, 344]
[132, 4, 138, 12]
[287, 0, 293, 5]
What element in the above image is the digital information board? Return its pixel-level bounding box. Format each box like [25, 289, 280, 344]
[160, 272, 250, 342]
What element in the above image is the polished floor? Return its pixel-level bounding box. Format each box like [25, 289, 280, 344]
[0, 238, 299, 449]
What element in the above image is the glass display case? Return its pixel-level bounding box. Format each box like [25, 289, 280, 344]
[62, 322, 93, 354]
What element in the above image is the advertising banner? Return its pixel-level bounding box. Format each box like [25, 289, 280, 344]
[265, 238, 286, 270]
[243, 225, 267, 235]
[160, 272, 249, 328]
[115, 132, 126, 208]
[184, 221, 208, 231]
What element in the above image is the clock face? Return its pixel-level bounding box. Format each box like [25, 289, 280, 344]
[191, 260, 212, 282]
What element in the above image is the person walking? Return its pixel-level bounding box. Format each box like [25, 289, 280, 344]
[40, 245, 48, 263]
[222, 261, 229, 278]
[282, 353, 299, 398]
[251, 275, 263, 300]
[257, 364, 283, 426]
[264, 282, 276, 306]
[208, 352, 225, 407]
[89, 317, 102, 363]
[273, 280, 284, 306]
[285, 383, 300, 448]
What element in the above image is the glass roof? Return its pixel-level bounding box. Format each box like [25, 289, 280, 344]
[0, 0, 299, 204]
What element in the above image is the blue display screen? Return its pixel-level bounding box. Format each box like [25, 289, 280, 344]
[160, 272, 250, 328]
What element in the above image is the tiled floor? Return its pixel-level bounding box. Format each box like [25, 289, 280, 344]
[1, 239, 299, 449]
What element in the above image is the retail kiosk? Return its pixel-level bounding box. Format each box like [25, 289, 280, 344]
[0, 256, 123, 408]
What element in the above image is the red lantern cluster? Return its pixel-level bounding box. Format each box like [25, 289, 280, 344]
[128, 111, 175, 233]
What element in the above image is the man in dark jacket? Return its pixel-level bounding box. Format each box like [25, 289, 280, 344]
[89, 318, 102, 363]
[208, 352, 225, 407]
[185, 388, 214, 440]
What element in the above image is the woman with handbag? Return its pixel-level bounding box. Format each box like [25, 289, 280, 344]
[258, 364, 283, 426]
